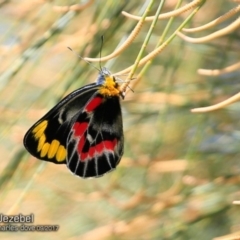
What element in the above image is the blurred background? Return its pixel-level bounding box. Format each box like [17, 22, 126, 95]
[0, 0, 240, 239]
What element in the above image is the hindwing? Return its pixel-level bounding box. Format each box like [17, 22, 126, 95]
[67, 94, 124, 178]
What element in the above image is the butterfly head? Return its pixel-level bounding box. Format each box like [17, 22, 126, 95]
[97, 67, 124, 99]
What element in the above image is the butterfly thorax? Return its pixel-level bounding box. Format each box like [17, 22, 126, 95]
[97, 68, 121, 98]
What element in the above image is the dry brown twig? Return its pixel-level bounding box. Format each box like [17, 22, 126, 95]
[177, 17, 240, 43]
[115, 41, 168, 76]
[121, 0, 202, 21]
[183, 4, 240, 32]
[198, 61, 240, 76]
[191, 92, 240, 113]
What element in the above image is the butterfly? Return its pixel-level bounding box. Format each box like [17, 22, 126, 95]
[23, 67, 124, 178]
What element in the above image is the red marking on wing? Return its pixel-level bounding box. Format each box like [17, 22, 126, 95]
[104, 139, 117, 151]
[89, 147, 95, 158]
[73, 122, 88, 137]
[84, 97, 102, 112]
[80, 152, 88, 160]
[96, 142, 104, 153]
[72, 122, 118, 161]
[80, 139, 118, 161]
[72, 122, 88, 157]
[78, 137, 85, 154]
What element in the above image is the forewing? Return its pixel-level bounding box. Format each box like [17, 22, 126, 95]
[67, 94, 124, 178]
[23, 84, 98, 164]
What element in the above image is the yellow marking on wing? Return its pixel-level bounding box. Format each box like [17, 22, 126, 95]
[40, 142, 50, 157]
[32, 120, 48, 139]
[99, 75, 121, 97]
[31, 120, 67, 161]
[34, 128, 45, 139]
[56, 145, 67, 162]
[48, 140, 60, 159]
[37, 135, 46, 152]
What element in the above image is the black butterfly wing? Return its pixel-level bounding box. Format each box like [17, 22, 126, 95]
[66, 94, 124, 178]
[23, 83, 99, 164]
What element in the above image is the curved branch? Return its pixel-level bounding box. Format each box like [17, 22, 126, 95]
[191, 92, 240, 113]
[83, 13, 145, 62]
[183, 5, 240, 32]
[177, 17, 240, 43]
[198, 61, 240, 76]
[116, 42, 168, 76]
[121, 0, 202, 21]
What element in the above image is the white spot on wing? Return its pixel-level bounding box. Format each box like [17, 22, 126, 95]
[87, 133, 94, 143]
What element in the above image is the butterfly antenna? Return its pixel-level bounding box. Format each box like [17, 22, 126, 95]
[127, 85, 134, 93]
[115, 76, 135, 93]
[67, 47, 100, 71]
[99, 35, 104, 71]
